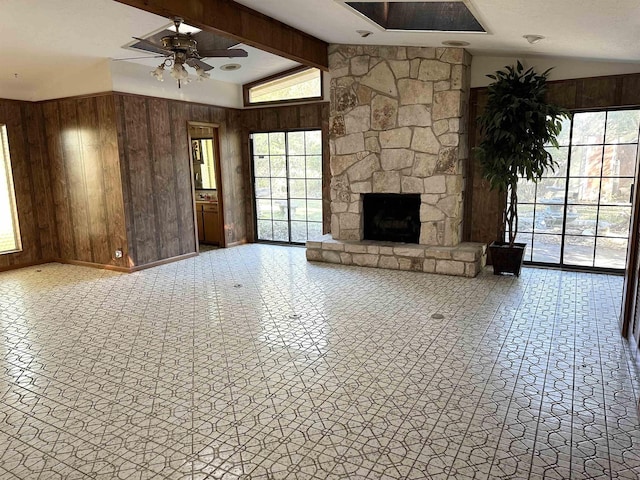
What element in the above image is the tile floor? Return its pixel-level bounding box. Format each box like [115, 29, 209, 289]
[0, 244, 639, 479]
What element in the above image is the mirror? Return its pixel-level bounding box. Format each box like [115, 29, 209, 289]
[190, 125, 217, 190]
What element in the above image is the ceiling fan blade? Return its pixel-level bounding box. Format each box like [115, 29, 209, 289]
[112, 55, 167, 61]
[132, 37, 173, 55]
[186, 58, 214, 71]
[198, 48, 248, 58]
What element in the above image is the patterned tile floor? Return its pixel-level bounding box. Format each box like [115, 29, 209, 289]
[0, 244, 639, 480]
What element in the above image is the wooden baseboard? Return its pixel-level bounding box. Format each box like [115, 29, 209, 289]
[0, 259, 53, 273]
[56, 258, 131, 273]
[129, 252, 198, 272]
[226, 239, 248, 248]
[3, 252, 200, 275]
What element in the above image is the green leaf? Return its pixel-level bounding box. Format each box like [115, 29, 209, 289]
[476, 63, 568, 242]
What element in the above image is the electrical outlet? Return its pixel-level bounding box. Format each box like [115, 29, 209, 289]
[114, 249, 123, 259]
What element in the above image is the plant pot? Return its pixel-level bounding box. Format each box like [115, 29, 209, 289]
[489, 241, 526, 277]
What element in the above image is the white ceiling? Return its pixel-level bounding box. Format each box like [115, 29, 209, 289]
[236, 0, 640, 62]
[0, 0, 297, 101]
[2, 0, 640, 102]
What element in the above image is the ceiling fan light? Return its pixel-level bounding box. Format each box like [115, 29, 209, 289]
[170, 63, 185, 80]
[195, 66, 211, 80]
[150, 64, 165, 82]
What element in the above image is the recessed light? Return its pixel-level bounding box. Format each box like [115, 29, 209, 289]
[523, 34, 545, 44]
[356, 30, 373, 38]
[220, 64, 241, 71]
[442, 40, 470, 47]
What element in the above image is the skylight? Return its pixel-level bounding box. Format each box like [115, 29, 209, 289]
[345, 1, 485, 32]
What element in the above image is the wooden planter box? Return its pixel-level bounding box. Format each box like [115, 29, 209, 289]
[489, 242, 526, 276]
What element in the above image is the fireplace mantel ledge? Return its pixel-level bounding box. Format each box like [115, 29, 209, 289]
[306, 235, 486, 278]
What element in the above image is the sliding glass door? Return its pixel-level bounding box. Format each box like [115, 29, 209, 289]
[516, 109, 640, 270]
[251, 130, 323, 244]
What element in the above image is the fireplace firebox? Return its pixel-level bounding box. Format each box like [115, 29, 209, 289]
[363, 194, 420, 243]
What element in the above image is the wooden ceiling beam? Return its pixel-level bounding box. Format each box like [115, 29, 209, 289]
[113, 0, 329, 71]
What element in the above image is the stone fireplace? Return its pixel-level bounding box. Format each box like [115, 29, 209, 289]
[306, 44, 486, 277]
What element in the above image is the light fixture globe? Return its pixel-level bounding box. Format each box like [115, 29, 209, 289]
[150, 63, 166, 81]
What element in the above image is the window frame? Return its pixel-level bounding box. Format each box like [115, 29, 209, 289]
[250, 128, 324, 244]
[0, 124, 22, 255]
[243, 66, 323, 107]
[513, 107, 640, 273]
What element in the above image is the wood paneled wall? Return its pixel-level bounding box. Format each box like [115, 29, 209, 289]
[0, 100, 58, 270]
[239, 102, 330, 241]
[113, 93, 245, 266]
[41, 95, 128, 268]
[1, 93, 324, 272]
[465, 72, 640, 253]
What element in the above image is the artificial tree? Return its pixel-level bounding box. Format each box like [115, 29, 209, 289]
[476, 62, 568, 264]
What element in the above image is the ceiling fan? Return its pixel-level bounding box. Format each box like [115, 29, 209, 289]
[130, 17, 248, 88]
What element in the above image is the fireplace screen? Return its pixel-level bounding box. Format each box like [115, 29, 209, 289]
[363, 193, 420, 243]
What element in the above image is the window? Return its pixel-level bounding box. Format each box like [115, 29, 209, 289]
[244, 66, 322, 106]
[252, 130, 323, 243]
[0, 125, 21, 254]
[515, 109, 640, 271]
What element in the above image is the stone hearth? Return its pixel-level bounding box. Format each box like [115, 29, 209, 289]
[307, 44, 486, 277]
[307, 235, 486, 277]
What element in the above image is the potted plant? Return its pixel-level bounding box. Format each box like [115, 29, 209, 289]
[475, 61, 568, 276]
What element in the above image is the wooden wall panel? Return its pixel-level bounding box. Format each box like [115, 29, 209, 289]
[42, 101, 75, 260]
[25, 103, 57, 260]
[221, 110, 247, 245]
[621, 76, 640, 106]
[0, 99, 57, 270]
[114, 93, 245, 266]
[148, 98, 180, 259]
[78, 98, 109, 262]
[96, 96, 128, 263]
[575, 76, 619, 109]
[41, 95, 128, 268]
[167, 101, 195, 255]
[546, 81, 577, 110]
[463, 89, 505, 259]
[60, 99, 92, 262]
[239, 102, 330, 242]
[119, 95, 158, 265]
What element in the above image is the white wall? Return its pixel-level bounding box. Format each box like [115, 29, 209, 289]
[471, 55, 640, 88]
[110, 62, 243, 109]
[31, 60, 113, 101]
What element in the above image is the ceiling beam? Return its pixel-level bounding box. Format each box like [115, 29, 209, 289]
[113, 0, 329, 71]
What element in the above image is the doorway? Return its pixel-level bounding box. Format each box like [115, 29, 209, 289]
[251, 130, 323, 244]
[189, 122, 225, 248]
[515, 109, 640, 271]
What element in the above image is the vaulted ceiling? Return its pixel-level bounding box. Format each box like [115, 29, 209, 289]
[3, 0, 640, 103]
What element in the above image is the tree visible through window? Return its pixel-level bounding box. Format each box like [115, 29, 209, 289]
[0, 124, 21, 254]
[514, 109, 640, 270]
[252, 130, 323, 243]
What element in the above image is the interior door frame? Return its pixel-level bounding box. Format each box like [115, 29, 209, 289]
[188, 121, 226, 249]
